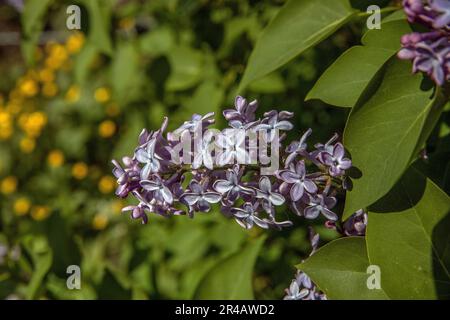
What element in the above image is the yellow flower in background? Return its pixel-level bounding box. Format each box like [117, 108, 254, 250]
[92, 213, 108, 230]
[39, 68, 55, 83]
[98, 176, 115, 194]
[65, 85, 80, 103]
[72, 162, 88, 180]
[94, 87, 111, 103]
[47, 150, 65, 168]
[42, 82, 58, 97]
[66, 32, 85, 54]
[1, 176, 18, 195]
[0, 111, 13, 140]
[31, 205, 51, 221]
[98, 120, 116, 138]
[45, 43, 68, 70]
[19, 112, 48, 138]
[19, 78, 38, 97]
[14, 197, 31, 216]
[20, 137, 36, 153]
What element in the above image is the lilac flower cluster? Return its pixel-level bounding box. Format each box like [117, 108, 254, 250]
[112, 96, 351, 230]
[283, 228, 326, 300]
[399, 0, 450, 85]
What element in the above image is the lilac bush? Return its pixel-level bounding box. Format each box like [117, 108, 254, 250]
[399, 0, 450, 85]
[112, 96, 352, 230]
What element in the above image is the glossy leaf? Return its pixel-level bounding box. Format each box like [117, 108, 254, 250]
[367, 168, 450, 299]
[194, 236, 265, 300]
[306, 19, 411, 107]
[297, 237, 388, 299]
[239, 0, 356, 91]
[343, 58, 448, 218]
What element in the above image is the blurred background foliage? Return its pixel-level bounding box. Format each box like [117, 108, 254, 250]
[0, 0, 399, 299]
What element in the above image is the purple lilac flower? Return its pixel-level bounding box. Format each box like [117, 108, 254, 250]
[278, 160, 318, 201]
[180, 180, 222, 212]
[122, 204, 149, 224]
[230, 202, 269, 229]
[135, 139, 163, 179]
[173, 112, 215, 135]
[223, 96, 258, 124]
[255, 176, 285, 213]
[112, 96, 351, 228]
[213, 165, 254, 204]
[400, 0, 450, 86]
[141, 175, 174, 204]
[111, 157, 141, 198]
[285, 129, 312, 166]
[343, 209, 368, 236]
[256, 110, 294, 142]
[318, 143, 352, 177]
[304, 192, 338, 221]
[403, 0, 450, 30]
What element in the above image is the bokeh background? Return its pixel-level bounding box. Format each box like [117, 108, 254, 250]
[0, 0, 388, 299]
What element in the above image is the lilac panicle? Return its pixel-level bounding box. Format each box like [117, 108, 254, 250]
[399, 1, 450, 86]
[111, 96, 351, 230]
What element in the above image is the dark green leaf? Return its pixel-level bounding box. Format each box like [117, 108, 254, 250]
[343, 59, 448, 218]
[239, 0, 356, 91]
[297, 237, 388, 299]
[306, 19, 411, 107]
[367, 168, 450, 299]
[194, 236, 265, 300]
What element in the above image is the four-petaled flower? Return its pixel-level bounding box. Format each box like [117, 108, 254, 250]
[278, 160, 318, 201]
[318, 143, 352, 177]
[136, 139, 162, 179]
[230, 202, 269, 229]
[141, 175, 173, 204]
[213, 166, 254, 203]
[283, 280, 309, 300]
[180, 180, 222, 212]
[255, 176, 285, 213]
[304, 193, 338, 221]
[256, 110, 294, 142]
[173, 112, 215, 135]
[223, 96, 258, 123]
[285, 129, 312, 166]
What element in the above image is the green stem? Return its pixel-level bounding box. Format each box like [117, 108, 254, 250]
[355, 6, 400, 19]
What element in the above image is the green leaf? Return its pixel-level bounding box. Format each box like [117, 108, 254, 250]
[82, 0, 113, 55]
[22, 236, 53, 299]
[297, 237, 388, 299]
[367, 168, 450, 299]
[239, 0, 356, 91]
[74, 43, 99, 85]
[139, 27, 175, 55]
[21, 0, 52, 64]
[194, 236, 265, 300]
[306, 19, 411, 107]
[110, 43, 139, 104]
[248, 72, 285, 94]
[166, 46, 203, 91]
[306, 46, 393, 107]
[343, 58, 448, 218]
